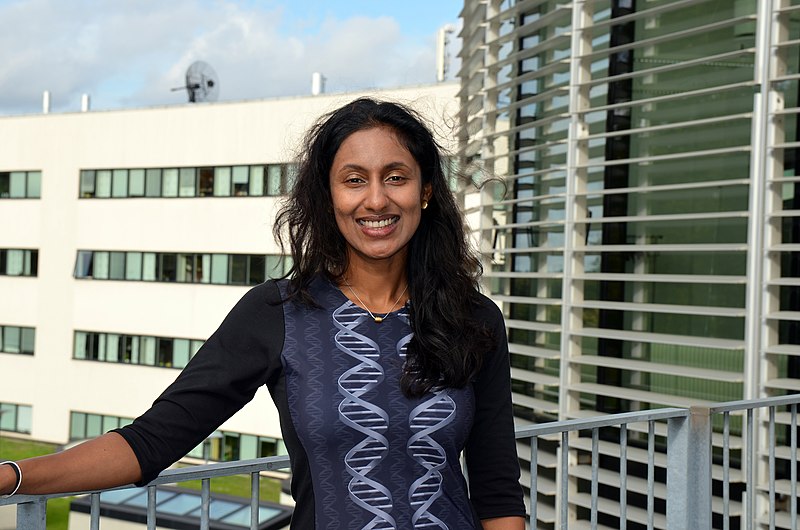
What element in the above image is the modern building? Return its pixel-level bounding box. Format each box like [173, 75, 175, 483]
[0, 83, 459, 466]
[457, 0, 800, 528]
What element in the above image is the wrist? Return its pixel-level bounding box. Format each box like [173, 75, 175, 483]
[0, 461, 22, 497]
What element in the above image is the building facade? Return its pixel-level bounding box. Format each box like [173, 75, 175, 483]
[0, 83, 458, 464]
[457, 0, 799, 528]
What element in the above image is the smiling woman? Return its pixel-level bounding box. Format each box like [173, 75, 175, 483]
[0, 98, 524, 530]
[329, 127, 431, 270]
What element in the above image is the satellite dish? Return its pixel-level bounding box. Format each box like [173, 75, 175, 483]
[173, 61, 219, 103]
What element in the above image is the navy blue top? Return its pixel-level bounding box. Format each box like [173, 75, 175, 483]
[116, 277, 524, 529]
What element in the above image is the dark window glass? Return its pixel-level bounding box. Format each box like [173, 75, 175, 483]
[259, 438, 278, 457]
[157, 338, 174, 367]
[20, 328, 35, 354]
[0, 173, 8, 197]
[198, 167, 214, 196]
[232, 166, 249, 196]
[29, 250, 38, 276]
[75, 251, 94, 278]
[80, 170, 96, 198]
[159, 254, 177, 282]
[85, 332, 100, 361]
[73, 250, 286, 285]
[0, 249, 38, 277]
[224, 433, 240, 461]
[109, 252, 125, 280]
[248, 255, 266, 284]
[145, 169, 161, 197]
[229, 255, 248, 285]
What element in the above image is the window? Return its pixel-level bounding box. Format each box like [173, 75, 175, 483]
[78, 164, 292, 198]
[0, 402, 32, 434]
[96, 170, 111, 198]
[129, 169, 145, 197]
[145, 169, 161, 197]
[0, 325, 35, 355]
[70, 411, 133, 441]
[111, 169, 128, 198]
[0, 171, 41, 198]
[74, 330, 202, 369]
[179, 168, 196, 197]
[0, 249, 38, 277]
[187, 430, 285, 462]
[162, 168, 179, 197]
[75, 250, 290, 286]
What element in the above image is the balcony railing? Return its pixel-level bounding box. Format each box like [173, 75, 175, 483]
[2, 394, 799, 530]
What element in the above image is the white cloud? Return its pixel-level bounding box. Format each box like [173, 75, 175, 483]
[0, 0, 451, 114]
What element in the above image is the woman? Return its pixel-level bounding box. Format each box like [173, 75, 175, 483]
[0, 98, 525, 529]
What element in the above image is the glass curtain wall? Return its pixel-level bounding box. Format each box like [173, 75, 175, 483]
[458, 0, 799, 528]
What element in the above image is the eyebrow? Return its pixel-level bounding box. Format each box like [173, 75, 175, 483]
[336, 161, 413, 173]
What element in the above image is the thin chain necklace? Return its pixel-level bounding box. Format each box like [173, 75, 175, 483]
[344, 281, 408, 323]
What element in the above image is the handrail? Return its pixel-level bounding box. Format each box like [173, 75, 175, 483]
[3, 396, 800, 529]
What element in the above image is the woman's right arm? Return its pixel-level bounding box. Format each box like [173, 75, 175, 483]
[1, 281, 285, 496]
[0, 432, 140, 495]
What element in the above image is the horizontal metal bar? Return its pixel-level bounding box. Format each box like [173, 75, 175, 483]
[515, 408, 687, 439]
[709, 394, 800, 414]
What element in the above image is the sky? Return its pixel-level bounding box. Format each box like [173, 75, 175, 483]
[0, 0, 463, 115]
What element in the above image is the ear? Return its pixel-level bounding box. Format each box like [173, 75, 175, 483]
[422, 183, 432, 202]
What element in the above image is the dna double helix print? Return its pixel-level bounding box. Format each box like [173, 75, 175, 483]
[397, 325, 456, 529]
[407, 391, 456, 529]
[334, 302, 397, 529]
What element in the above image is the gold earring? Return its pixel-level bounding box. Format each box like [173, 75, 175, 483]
[421, 199, 428, 210]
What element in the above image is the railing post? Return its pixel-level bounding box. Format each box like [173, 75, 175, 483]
[16, 499, 47, 530]
[667, 407, 712, 529]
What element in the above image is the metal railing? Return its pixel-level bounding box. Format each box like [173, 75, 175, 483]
[3, 394, 799, 530]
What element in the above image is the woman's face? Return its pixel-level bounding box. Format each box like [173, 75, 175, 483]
[329, 126, 431, 269]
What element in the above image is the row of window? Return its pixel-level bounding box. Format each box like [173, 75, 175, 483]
[74, 250, 291, 285]
[0, 249, 38, 277]
[187, 430, 286, 462]
[69, 411, 133, 441]
[0, 405, 285, 463]
[74, 331, 203, 369]
[0, 402, 32, 434]
[0, 325, 35, 355]
[67, 411, 284, 462]
[0, 171, 41, 199]
[79, 164, 296, 199]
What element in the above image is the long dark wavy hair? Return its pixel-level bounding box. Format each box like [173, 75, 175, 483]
[274, 97, 494, 397]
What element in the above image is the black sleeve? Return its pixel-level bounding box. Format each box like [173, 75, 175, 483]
[465, 295, 526, 520]
[113, 281, 285, 485]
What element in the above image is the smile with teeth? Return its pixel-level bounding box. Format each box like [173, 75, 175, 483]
[359, 216, 399, 229]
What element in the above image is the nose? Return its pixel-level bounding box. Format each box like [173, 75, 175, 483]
[364, 180, 389, 211]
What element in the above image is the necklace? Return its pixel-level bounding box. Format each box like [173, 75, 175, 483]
[344, 281, 408, 323]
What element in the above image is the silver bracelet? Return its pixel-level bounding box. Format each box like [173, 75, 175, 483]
[0, 461, 22, 498]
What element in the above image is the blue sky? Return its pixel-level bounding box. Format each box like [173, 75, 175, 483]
[0, 0, 462, 114]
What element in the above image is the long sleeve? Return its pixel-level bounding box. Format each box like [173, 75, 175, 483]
[114, 281, 286, 484]
[465, 296, 526, 520]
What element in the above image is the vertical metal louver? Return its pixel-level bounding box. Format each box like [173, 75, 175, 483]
[457, 0, 799, 527]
